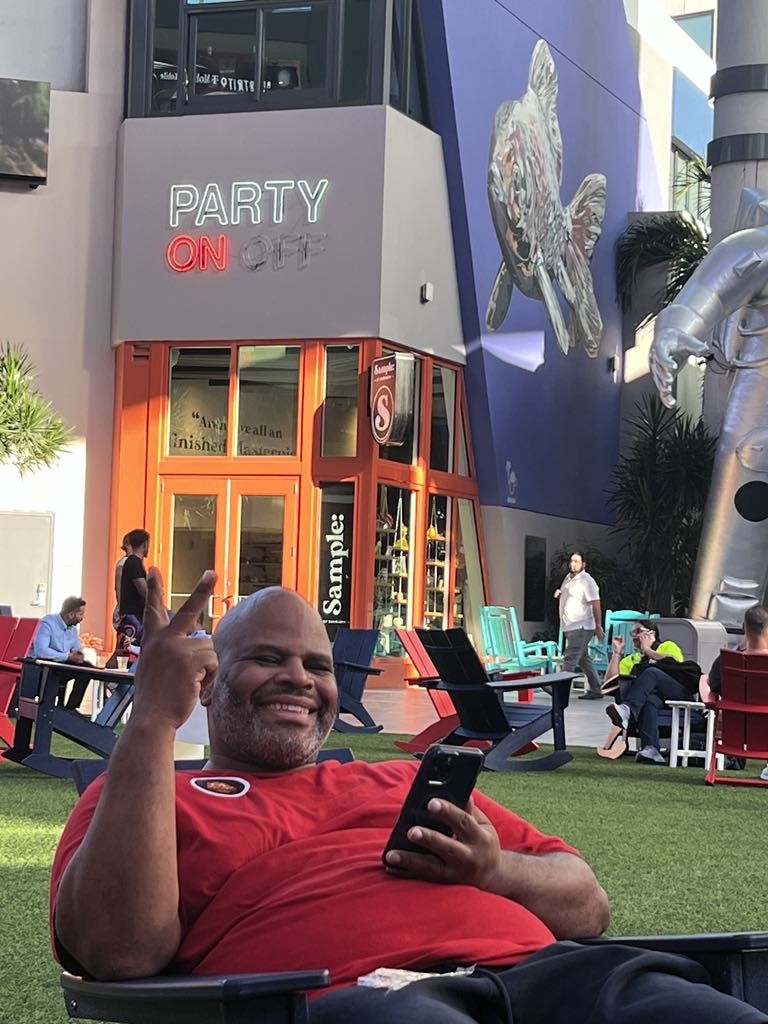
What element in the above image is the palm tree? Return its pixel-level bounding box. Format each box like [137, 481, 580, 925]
[608, 395, 716, 614]
[615, 210, 709, 326]
[615, 155, 711, 326]
[0, 342, 72, 474]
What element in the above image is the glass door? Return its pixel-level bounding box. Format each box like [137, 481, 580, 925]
[229, 479, 299, 599]
[159, 478, 229, 631]
[160, 477, 299, 629]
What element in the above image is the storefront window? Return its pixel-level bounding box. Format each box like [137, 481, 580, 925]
[340, 0, 372, 104]
[380, 352, 420, 466]
[133, 0, 435, 118]
[168, 347, 230, 456]
[373, 484, 413, 656]
[457, 409, 470, 475]
[189, 10, 258, 103]
[429, 365, 455, 472]
[237, 346, 299, 456]
[455, 499, 484, 648]
[238, 495, 285, 595]
[389, 0, 407, 109]
[322, 346, 358, 457]
[152, 0, 181, 112]
[170, 494, 217, 628]
[262, 4, 330, 95]
[423, 494, 450, 628]
[317, 482, 355, 639]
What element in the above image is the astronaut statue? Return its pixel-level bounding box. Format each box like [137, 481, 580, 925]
[650, 187, 768, 627]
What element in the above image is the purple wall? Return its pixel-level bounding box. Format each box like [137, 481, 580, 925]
[422, 0, 656, 524]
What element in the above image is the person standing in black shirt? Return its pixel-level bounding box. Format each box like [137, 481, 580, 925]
[119, 528, 150, 623]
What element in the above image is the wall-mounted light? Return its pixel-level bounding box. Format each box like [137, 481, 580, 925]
[607, 349, 621, 383]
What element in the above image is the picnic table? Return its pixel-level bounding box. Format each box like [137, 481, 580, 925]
[1, 658, 134, 779]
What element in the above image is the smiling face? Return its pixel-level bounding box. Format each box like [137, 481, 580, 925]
[204, 589, 337, 773]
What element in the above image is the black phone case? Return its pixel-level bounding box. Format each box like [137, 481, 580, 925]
[382, 744, 484, 860]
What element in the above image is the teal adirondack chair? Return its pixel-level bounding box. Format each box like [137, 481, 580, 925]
[480, 606, 558, 674]
[603, 610, 659, 664]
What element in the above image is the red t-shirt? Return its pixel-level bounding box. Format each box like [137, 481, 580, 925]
[50, 760, 578, 991]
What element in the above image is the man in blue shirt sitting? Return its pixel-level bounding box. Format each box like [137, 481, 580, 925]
[31, 596, 89, 710]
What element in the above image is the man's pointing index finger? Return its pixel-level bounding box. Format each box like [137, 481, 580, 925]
[168, 570, 217, 635]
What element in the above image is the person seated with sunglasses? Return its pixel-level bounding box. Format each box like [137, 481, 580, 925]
[599, 621, 690, 763]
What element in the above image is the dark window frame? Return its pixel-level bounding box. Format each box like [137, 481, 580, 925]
[127, 0, 430, 124]
[183, 1, 338, 113]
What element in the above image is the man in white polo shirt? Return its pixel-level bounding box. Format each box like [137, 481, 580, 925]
[555, 552, 604, 700]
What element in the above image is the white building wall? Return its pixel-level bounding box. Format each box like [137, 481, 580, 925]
[481, 506, 616, 638]
[0, 3, 126, 637]
[624, 0, 716, 203]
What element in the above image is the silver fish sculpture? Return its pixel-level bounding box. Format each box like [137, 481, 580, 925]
[486, 39, 607, 357]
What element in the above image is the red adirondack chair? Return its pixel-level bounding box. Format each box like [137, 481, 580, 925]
[0, 617, 40, 747]
[394, 628, 468, 754]
[706, 648, 768, 787]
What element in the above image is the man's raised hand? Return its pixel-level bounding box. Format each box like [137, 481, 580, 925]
[131, 568, 219, 731]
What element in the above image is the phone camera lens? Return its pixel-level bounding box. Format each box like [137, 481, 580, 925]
[432, 753, 453, 783]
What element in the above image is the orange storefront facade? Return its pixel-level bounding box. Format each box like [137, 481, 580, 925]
[111, 336, 487, 682]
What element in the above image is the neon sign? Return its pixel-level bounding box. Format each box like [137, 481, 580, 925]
[165, 177, 329, 274]
[169, 179, 329, 227]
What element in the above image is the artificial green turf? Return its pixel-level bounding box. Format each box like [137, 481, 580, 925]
[2, 733, 767, 1023]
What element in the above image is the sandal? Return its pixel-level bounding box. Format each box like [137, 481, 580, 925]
[596, 725, 627, 760]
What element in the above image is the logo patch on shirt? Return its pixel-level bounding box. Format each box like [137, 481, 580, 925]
[190, 776, 251, 798]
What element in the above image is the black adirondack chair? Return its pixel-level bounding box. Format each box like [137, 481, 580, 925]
[60, 930, 768, 1024]
[414, 627, 576, 772]
[331, 627, 383, 733]
[59, 760, 768, 1022]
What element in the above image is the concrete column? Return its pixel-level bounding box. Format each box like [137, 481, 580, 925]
[709, 0, 768, 244]
[704, 1, 768, 429]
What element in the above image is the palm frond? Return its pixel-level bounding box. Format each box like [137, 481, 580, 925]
[0, 341, 73, 474]
[673, 153, 711, 220]
[615, 211, 709, 321]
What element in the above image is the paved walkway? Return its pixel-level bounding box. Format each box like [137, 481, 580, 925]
[362, 684, 611, 749]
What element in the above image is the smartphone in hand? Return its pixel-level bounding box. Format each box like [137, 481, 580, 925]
[382, 744, 484, 862]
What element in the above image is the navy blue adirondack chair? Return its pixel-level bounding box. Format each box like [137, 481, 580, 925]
[332, 628, 383, 733]
[414, 627, 576, 772]
[70, 748, 355, 796]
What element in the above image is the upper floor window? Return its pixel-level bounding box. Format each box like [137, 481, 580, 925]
[670, 138, 710, 224]
[129, 0, 429, 123]
[673, 11, 714, 57]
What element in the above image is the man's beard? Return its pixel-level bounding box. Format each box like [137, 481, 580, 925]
[210, 672, 337, 771]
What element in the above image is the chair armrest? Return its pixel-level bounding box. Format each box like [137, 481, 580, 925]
[333, 660, 383, 675]
[582, 931, 768, 953]
[61, 969, 331, 1024]
[437, 672, 576, 695]
[409, 675, 441, 687]
[521, 641, 558, 657]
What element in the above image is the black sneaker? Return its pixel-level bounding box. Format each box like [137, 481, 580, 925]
[578, 691, 603, 700]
